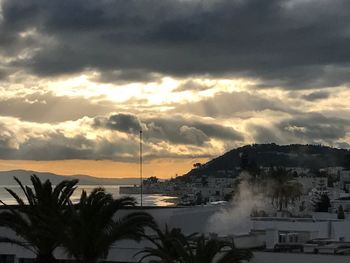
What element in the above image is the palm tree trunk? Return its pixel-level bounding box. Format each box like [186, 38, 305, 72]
[279, 200, 283, 212]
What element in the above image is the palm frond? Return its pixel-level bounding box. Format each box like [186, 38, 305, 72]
[4, 188, 25, 206]
[61, 188, 154, 262]
[0, 175, 78, 261]
[13, 177, 32, 204]
[217, 248, 253, 263]
[0, 236, 34, 253]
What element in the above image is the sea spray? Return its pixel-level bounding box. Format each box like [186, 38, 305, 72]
[206, 172, 270, 235]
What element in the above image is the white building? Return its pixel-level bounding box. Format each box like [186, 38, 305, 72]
[2, 206, 350, 262]
[296, 177, 328, 194]
[340, 170, 350, 191]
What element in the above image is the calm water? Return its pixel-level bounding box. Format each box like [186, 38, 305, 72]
[0, 185, 177, 207]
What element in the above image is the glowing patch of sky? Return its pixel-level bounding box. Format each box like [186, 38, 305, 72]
[0, 158, 209, 179]
[46, 72, 252, 105]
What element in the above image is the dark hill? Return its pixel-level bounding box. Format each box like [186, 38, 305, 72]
[0, 170, 140, 185]
[182, 143, 350, 178]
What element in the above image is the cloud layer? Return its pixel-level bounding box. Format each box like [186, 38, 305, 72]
[0, 0, 350, 163]
[1, 0, 350, 87]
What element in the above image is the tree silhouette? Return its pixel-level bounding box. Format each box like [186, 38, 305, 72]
[0, 175, 78, 263]
[313, 194, 331, 212]
[138, 225, 252, 263]
[338, 205, 345, 219]
[137, 225, 196, 263]
[62, 187, 155, 263]
[268, 168, 302, 211]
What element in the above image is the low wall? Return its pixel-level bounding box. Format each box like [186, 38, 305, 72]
[252, 252, 350, 263]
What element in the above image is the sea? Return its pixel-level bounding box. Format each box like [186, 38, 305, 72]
[0, 185, 177, 207]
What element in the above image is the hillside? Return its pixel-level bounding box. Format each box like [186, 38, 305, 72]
[183, 143, 350, 178]
[0, 170, 140, 185]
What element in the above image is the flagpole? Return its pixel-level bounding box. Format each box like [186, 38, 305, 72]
[140, 130, 143, 207]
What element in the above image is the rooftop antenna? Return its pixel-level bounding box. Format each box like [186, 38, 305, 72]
[140, 129, 143, 207]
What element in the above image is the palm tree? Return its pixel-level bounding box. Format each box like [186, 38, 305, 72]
[268, 167, 302, 211]
[138, 226, 252, 263]
[62, 187, 155, 263]
[137, 225, 196, 263]
[0, 175, 78, 263]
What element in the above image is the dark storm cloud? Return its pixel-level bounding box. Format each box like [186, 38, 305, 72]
[0, 124, 15, 150]
[145, 116, 243, 145]
[0, 92, 114, 122]
[0, 128, 141, 161]
[93, 113, 142, 134]
[92, 70, 162, 84]
[173, 80, 214, 92]
[250, 113, 350, 145]
[93, 113, 243, 146]
[302, 91, 331, 101]
[175, 91, 294, 117]
[0, 120, 217, 161]
[0, 69, 9, 80]
[247, 124, 284, 145]
[278, 113, 349, 141]
[2, 0, 350, 88]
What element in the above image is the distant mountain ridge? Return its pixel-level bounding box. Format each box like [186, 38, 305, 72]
[0, 170, 140, 185]
[184, 143, 350, 178]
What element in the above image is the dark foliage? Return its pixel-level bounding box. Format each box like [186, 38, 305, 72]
[137, 225, 252, 263]
[180, 144, 350, 180]
[338, 205, 345, 219]
[0, 175, 78, 263]
[313, 194, 331, 212]
[268, 167, 302, 211]
[62, 188, 156, 263]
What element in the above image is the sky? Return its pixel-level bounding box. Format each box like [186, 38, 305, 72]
[1, 0, 350, 178]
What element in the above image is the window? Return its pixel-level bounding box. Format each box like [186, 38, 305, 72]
[278, 233, 287, 243]
[289, 234, 298, 243]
